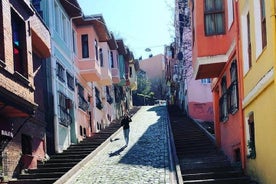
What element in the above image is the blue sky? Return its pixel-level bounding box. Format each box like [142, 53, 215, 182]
[78, 0, 175, 59]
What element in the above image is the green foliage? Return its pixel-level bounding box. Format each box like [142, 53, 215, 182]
[135, 74, 152, 95]
[247, 140, 256, 159]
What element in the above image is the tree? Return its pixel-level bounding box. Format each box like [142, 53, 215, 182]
[150, 77, 168, 100]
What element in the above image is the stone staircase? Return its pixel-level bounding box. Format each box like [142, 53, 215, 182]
[8, 122, 122, 184]
[168, 105, 253, 184]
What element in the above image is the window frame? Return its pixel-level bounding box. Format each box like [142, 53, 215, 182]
[99, 48, 103, 67]
[204, 0, 225, 36]
[260, 0, 267, 49]
[110, 51, 114, 68]
[81, 34, 89, 58]
[12, 10, 28, 78]
[94, 39, 98, 61]
[56, 62, 65, 82]
[66, 72, 74, 90]
[228, 60, 239, 114]
[246, 13, 252, 69]
[95, 87, 103, 110]
[219, 76, 228, 122]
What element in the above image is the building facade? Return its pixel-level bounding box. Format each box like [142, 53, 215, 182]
[0, 0, 51, 178]
[166, 0, 213, 122]
[0, 0, 137, 181]
[190, 0, 245, 168]
[239, 0, 276, 183]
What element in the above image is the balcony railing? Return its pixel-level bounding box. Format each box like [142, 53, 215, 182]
[96, 96, 103, 110]
[78, 95, 89, 111]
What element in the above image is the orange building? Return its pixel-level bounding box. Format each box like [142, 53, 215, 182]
[191, 0, 246, 168]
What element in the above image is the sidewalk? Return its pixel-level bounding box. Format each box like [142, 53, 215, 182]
[62, 106, 175, 184]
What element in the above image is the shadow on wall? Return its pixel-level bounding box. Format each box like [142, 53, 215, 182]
[188, 102, 214, 122]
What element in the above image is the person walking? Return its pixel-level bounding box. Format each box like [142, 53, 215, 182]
[121, 113, 132, 147]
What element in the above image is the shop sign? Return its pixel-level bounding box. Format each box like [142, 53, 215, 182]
[1, 130, 13, 138]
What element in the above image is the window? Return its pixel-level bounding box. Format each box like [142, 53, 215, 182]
[201, 78, 211, 84]
[66, 72, 74, 90]
[58, 92, 66, 110]
[110, 51, 114, 68]
[54, 2, 60, 34]
[99, 48, 103, 67]
[106, 86, 113, 104]
[247, 13, 252, 69]
[228, 60, 238, 114]
[72, 30, 77, 54]
[62, 13, 66, 41]
[247, 112, 256, 159]
[81, 34, 89, 58]
[12, 10, 28, 78]
[227, 0, 234, 29]
[94, 39, 98, 61]
[77, 84, 89, 111]
[79, 125, 83, 136]
[56, 62, 65, 81]
[204, 0, 225, 36]
[260, 0, 267, 49]
[58, 92, 72, 127]
[95, 87, 103, 110]
[219, 76, 228, 122]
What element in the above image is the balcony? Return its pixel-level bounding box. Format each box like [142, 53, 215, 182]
[111, 68, 120, 83]
[76, 59, 101, 82]
[194, 55, 227, 80]
[30, 10, 50, 58]
[98, 67, 112, 86]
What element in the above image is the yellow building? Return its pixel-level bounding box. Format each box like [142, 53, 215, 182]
[239, 0, 276, 183]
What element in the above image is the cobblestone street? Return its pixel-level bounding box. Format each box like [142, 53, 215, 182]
[62, 106, 174, 184]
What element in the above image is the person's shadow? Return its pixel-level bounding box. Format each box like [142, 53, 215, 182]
[109, 146, 126, 157]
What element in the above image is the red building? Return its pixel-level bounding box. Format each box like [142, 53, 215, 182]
[190, 0, 246, 168]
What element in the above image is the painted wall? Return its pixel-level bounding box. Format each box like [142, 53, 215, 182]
[192, 0, 246, 167]
[187, 79, 213, 121]
[239, 0, 276, 183]
[139, 54, 164, 80]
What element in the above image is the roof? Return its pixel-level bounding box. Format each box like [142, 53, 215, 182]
[73, 14, 110, 42]
[116, 39, 127, 55]
[59, 0, 82, 17]
[108, 33, 118, 50]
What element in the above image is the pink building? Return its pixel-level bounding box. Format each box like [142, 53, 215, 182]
[139, 54, 165, 80]
[187, 79, 213, 122]
[139, 54, 166, 99]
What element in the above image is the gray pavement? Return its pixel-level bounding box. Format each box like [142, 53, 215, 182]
[62, 106, 176, 184]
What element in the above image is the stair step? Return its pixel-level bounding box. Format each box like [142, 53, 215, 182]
[168, 105, 252, 184]
[43, 158, 83, 163]
[18, 172, 65, 179]
[182, 170, 244, 180]
[27, 167, 71, 173]
[183, 176, 250, 184]
[50, 153, 88, 159]
[8, 178, 58, 184]
[38, 161, 78, 168]
[182, 165, 236, 174]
